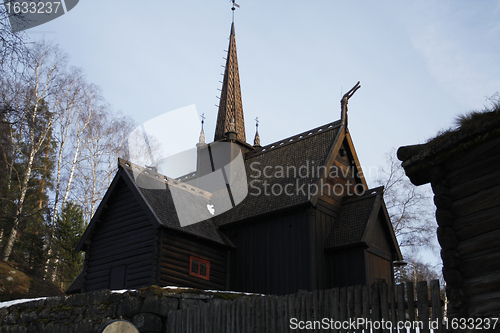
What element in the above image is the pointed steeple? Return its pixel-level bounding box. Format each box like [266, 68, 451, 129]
[214, 23, 246, 142]
[196, 115, 206, 147]
[253, 117, 261, 147]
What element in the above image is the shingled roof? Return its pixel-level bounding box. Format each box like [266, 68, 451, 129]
[214, 120, 342, 226]
[324, 187, 381, 249]
[120, 163, 231, 246]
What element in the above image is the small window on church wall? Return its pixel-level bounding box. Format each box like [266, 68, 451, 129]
[189, 255, 210, 280]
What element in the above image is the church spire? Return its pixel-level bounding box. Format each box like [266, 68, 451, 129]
[253, 117, 261, 147]
[214, 22, 246, 142]
[196, 114, 206, 147]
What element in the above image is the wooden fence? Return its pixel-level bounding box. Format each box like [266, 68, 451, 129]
[166, 279, 444, 333]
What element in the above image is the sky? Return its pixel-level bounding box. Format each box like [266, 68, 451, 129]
[19, 0, 500, 266]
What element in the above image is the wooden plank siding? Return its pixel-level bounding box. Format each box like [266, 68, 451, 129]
[311, 202, 339, 291]
[158, 230, 228, 290]
[367, 215, 394, 261]
[327, 248, 366, 288]
[222, 208, 311, 295]
[84, 178, 157, 292]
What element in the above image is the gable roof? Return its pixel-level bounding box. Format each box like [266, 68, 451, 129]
[325, 186, 403, 260]
[76, 162, 233, 252]
[325, 189, 378, 249]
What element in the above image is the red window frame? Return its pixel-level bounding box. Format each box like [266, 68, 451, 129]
[189, 255, 210, 280]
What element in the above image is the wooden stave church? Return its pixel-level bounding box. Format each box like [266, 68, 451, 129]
[67, 23, 402, 296]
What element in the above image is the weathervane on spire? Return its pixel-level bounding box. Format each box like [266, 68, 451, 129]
[231, 0, 240, 22]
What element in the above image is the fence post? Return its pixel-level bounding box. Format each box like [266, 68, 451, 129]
[396, 283, 405, 329]
[362, 285, 370, 322]
[430, 280, 443, 333]
[380, 282, 390, 333]
[390, 284, 397, 332]
[354, 285, 363, 319]
[347, 286, 354, 320]
[371, 281, 381, 333]
[406, 282, 416, 333]
[416, 281, 430, 333]
[333, 288, 340, 333]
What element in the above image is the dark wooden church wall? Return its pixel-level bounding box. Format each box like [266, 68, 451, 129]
[364, 251, 392, 286]
[159, 230, 227, 290]
[367, 215, 393, 260]
[364, 214, 395, 285]
[327, 248, 366, 288]
[439, 136, 500, 316]
[223, 208, 310, 295]
[311, 202, 339, 290]
[85, 178, 156, 291]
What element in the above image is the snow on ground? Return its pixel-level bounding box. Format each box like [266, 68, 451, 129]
[0, 297, 47, 309]
[0, 286, 262, 308]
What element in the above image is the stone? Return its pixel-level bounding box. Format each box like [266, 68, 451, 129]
[2, 311, 19, 325]
[45, 296, 66, 307]
[85, 289, 111, 305]
[66, 292, 86, 306]
[74, 319, 94, 333]
[141, 296, 159, 314]
[157, 297, 179, 317]
[89, 302, 116, 318]
[117, 296, 143, 317]
[133, 313, 162, 333]
[18, 311, 38, 325]
[9, 326, 27, 333]
[73, 306, 86, 315]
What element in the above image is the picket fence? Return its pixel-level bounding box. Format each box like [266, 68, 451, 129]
[166, 279, 444, 333]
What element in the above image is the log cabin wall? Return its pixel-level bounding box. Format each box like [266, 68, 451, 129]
[158, 229, 228, 291]
[84, 178, 157, 292]
[433, 136, 500, 317]
[398, 110, 500, 318]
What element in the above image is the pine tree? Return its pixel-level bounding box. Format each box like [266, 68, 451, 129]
[53, 202, 85, 290]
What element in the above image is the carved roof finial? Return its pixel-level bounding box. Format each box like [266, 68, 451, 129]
[340, 81, 361, 131]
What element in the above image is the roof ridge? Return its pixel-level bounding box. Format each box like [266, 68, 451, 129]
[245, 120, 342, 159]
[118, 159, 211, 199]
[342, 186, 384, 205]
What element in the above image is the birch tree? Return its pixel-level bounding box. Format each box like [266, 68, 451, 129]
[1, 41, 67, 261]
[374, 149, 436, 250]
[75, 108, 134, 221]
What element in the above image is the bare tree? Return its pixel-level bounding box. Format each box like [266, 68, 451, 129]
[1, 41, 67, 261]
[74, 108, 134, 221]
[0, 6, 29, 78]
[374, 149, 436, 250]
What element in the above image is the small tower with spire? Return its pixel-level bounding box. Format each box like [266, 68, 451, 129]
[196, 114, 206, 148]
[253, 117, 261, 147]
